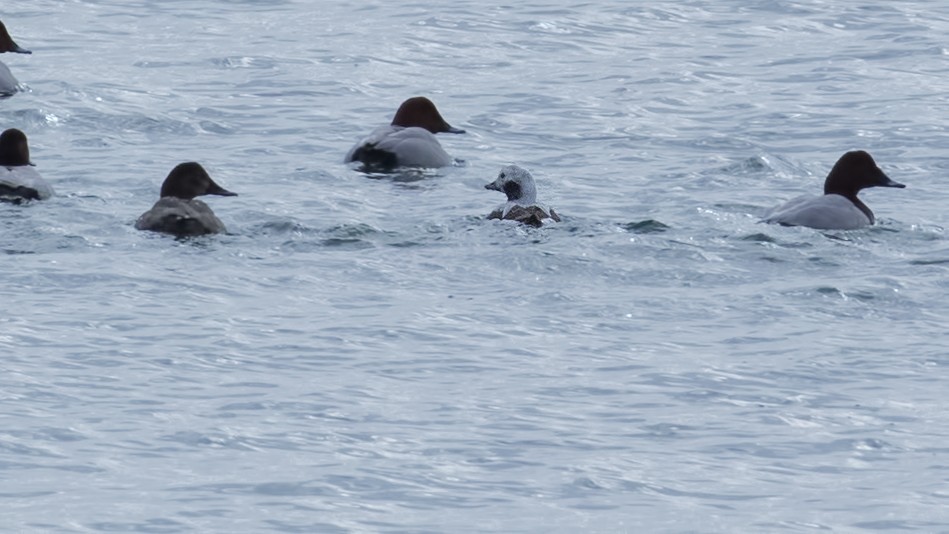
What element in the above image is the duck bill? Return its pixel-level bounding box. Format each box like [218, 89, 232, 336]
[208, 182, 238, 196]
[484, 182, 500, 192]
[445, 125, 465, 134]
[2, 38, 33, 54]
[878, 172, 905, 189]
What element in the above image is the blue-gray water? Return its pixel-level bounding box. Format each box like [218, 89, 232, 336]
[3, 2, 949, 532]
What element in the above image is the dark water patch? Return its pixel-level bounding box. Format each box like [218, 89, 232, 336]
[807, 255, 840, 267]
[846, 291, 878, 302]
[552, 219, 612, 238]
[799, 286, 879, 302]
[387, 240, 427, 248]
[354, 167, 446, 184]
[651, 484, 773, 502]
[0, 441, 65, 459]
[852, 519, 940, 531]
[0, 490, 57, 499]
[253, 220, 318, 236]
[822, 231, 863, 242]
[741, 232, 776, 243]
[198, 120, 236, 135]
[622, 219, 670, 234]
[570, 476, 609, 491]
[320, 237, 374, 249]
[323, 223, 382, 239]
[318, 223, 384, 249]
[158, 233, 225, 246]
[910, 258, 949, 266]
[715, 154, 773, 174]
[816, 286, 842, 296]
[778, 240, 816, 249]
[251, 221, 386, 250]
[864, 225, 901, 234]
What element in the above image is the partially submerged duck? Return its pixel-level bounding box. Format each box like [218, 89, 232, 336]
[135, 162, 237, 236]
[762, 151, 904, 230]
[0, 20, 32, 96]
[0, 128, 53, 203]
[345, 96, 465, 170]
[485, 165, 560, 228]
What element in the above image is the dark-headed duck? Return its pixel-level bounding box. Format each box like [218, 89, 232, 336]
[345, 96, 465, 171]
[135, 162, 237, 236]
[0, 20, 31, 96]
[0, 128, 53, 203]
[762, 151, 904, 230]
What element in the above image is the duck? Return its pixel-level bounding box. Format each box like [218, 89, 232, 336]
[0, 128, 53, 203]
[485, 165, 561, 228]
[761, 151, 904, 230]
[135, 162, 237, 236]
[0, 20, 31, 96]
[345, 96, 465, 170]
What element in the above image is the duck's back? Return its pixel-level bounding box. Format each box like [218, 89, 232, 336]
[346, 125, 452, 169]
[488, 204, 561, 228]
[0, 166, 53, 201]
[762, 193, 869, 230]
[135, 197, 227, 236]
[0, 61, 18, 95]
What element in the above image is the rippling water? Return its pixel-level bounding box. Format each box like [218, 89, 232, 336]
[3, 1, 949, 532]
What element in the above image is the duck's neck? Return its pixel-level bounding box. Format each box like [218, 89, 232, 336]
[512, 184, 537, 205]
[832, 192, 873, 224]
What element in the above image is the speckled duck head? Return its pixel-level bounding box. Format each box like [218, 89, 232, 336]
[484, 165, 561, 228]
[485, 165, 538, 205]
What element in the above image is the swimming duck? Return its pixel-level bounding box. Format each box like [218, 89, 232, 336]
[135, 162, 237, 236]
[485, 165, 560, 228]
[345, 96, 465, 170]
[762, 151, 904, 230]
[0, 128, 53, 203]
[0, 20, 31, 96]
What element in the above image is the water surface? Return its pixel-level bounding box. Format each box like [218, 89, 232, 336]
[2, 1, 949, 532]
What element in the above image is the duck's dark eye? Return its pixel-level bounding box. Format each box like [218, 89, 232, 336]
[499, 172, 506, 179]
